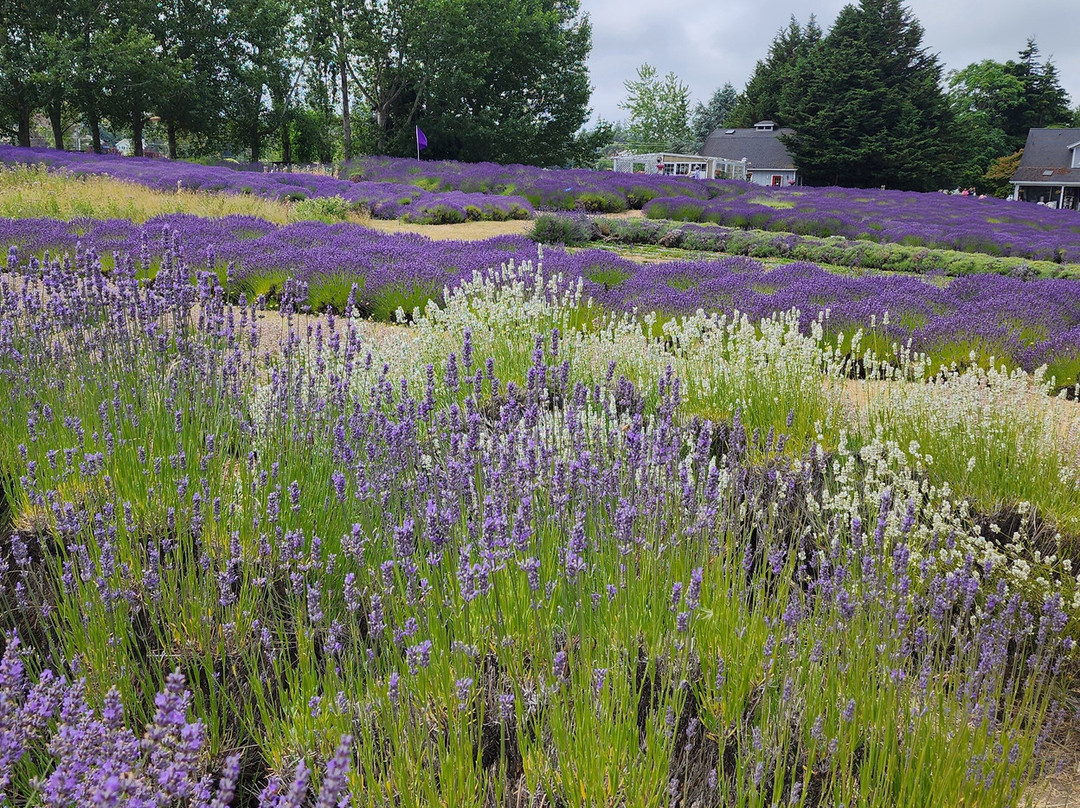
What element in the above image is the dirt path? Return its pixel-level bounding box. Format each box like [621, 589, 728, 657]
[360, 217, 533, 240]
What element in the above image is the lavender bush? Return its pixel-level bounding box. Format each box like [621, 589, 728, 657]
[644, 184, 1080, 263]
[5, 216, 1080, 385]
[532, 213, 1078, 279]
[0, 243, 1077, 806]
[346, 155, 723, 212]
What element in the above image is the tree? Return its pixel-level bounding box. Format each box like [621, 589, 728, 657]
[0, 0, 52, 146]
[983, 149, 1022, 198]
[99, 15, 174, 158]
[418, 0, 593, 165]
[690, 82, 737, 149]
[947, 60, 1025, 190]
[564, 118, 616, 169]
[1001, 39, 1072, 148]
[619, 63, 691, 152]
[782, 0, 957, 190]
[223, 0, 302, 162]
[729, 16, 821, 128]
[342, 0, 438, 157]
[149, 0, 234, 159]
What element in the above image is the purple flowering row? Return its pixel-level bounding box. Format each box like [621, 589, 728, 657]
[1, 146, 723, 220]
[346, 154, 720, 212]
[4, 214, 1080, 383]
[0, 145, 534, 222]
[644, 184, 1080, 263]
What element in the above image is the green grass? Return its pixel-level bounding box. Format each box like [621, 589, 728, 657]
[0, 259, 1076, 806]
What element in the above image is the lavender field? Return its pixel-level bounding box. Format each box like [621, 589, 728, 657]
[4, 214, 1080, 387]
[1, 153, 1080, 807]
[644, 183, 1080, 264]
[0, 147, 716, 222]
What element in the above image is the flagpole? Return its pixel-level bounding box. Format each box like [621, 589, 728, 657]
[415, 126, 426, 160]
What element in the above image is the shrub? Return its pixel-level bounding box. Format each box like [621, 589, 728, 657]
[529, 213, 596, 246]
[290, 195, 352, 223]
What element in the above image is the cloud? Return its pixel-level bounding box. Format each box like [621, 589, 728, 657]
[580, 0, 1079, 124]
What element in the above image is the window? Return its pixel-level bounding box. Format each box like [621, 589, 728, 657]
[1072, 148, 1080, 169]
[771, 175, 783, 186]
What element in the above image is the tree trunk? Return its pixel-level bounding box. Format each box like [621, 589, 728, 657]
[89, 115, 102, 153]
[132, 111, 144, 157]
[167, 121, 178, 159]
[281, 114, 291, 165]
[17, 105, 31, 148]
[251, 130, 260, 163]
[50, 100, 64, 149]
[340, 45, 352, 160]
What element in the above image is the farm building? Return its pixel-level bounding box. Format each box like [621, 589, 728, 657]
[1010, 128, 1080, 210]
[701, 121, 799, 187]
[611, 152, 732, 179]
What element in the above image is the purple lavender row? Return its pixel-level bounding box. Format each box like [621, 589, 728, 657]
[0, 145, 532, 222]
[1, 146, 719, 219]
[4, 215, 1080, 381]
[645, 184, 1080, 263]
[346, 154, 720, 211]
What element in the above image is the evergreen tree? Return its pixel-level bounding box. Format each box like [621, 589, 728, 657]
[690, 82, 737, 148]
[728, 16, 820, 128]
[1001, 39, 1072, 146]
[782, 0, 956, 190]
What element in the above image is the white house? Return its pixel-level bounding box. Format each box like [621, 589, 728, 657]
[1010, 128, 1080, 210]
[701, 121, 799, 187]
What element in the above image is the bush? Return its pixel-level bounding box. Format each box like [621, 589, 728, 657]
[290, 195, 352, 223]
[528, 213, 596, 246]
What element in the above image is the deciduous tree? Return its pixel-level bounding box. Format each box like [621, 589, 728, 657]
[420, 0, 593, 166]
[619, 63, 691, 152]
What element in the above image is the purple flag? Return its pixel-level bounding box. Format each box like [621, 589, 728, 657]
[416, 127, 428, 150]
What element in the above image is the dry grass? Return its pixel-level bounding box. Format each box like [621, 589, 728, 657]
[0, 164, 299, 224]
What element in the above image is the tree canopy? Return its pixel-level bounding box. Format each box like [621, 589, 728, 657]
[946, 40, 1073, 191]
[780, 0, 957, 191]
[728, 16, 821, 128]
[619, 63, 692, 152]
[690, 83, 737, 149]
[0, 0, 594, 166]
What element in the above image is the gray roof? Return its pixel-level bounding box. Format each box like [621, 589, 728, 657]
[1011, 128, 1080, 184]
[701, 127, 796, 171]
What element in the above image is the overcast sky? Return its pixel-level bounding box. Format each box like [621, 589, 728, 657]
[579, 0, 1079, 124]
